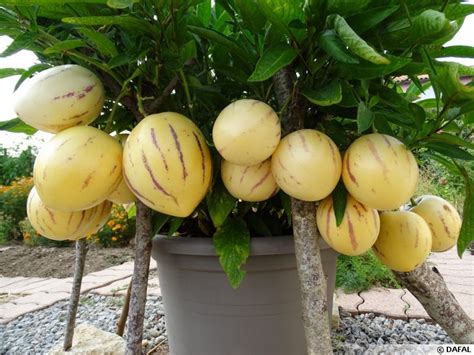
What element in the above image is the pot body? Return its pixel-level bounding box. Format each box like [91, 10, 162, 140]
[152, 235, 338, 355]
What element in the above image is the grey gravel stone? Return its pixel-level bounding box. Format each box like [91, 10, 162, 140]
[0, 295, 453, 355]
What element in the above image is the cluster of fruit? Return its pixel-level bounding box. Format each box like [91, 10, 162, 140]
[14, 65, 135, 241]
[212, 99, 462, 273]
[16, 64, 462, 273]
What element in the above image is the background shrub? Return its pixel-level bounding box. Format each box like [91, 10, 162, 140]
[87, 204, 136, 248]
[0, 146, 36, 185]
[0, 176, 33, 243]
[19, 218, 71, 247]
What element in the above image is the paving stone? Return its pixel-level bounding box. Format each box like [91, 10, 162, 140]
[0, 302, 42, 320]
[107, 262, 135, 272]
[81, 274, 130, 286]
[359, 288, 408, 319]
[85, 268, 133, 278]
[0, 277, 36, 292]
[6, 278, 55, 294]
[401, 290, 430, 319]
[442, 283, 473, 295]
[31, 278, 73, 293]
[91, 277, 132, 296]
[0, 317, 13, 324]
[334, 288, 363, 314]
[147, 287, 161, 296]
[0, 277, 28, 289]
[12, 292, 70, 307]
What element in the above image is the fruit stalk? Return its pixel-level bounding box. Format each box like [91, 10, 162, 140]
[63, 238, 88, 351]
[394, 263, 474, 344]
[116, 280, 132, 336]
[125, 201, 152, 354]
[273, 69, 333, 355]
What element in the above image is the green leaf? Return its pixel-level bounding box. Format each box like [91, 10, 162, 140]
[0, 32, 39, 57]
[63, 16, 157, 36]
[346, 5, 399, 34]
[429, 46, 474, 59]
[326, 0, 370, 16]
[207, 179, 236, 228]
[0, 118, 37, 135]
[445, 3, 474, 20]
[280, 192, 292, 225]
[409, 10, 451, 44]
[77, 28, 118, 57]
[188, 25, 249, 63]
[453, 162, 473, 257]
[319, 30, 359, 64]
[425, 142, 474, 161]
[248, 43, 297, 82]
[0, 68, 24, 78]
[257, 0, 305, 40]
[107, 0, 138, 8]
[425, 133, 474, 151]
[332, 181, 347, 227]
[213, 218, 250, 289]
[357, 101, 374, 133]
[168, 217, 184, 236]
[302, 80, 342, 106]
[431, 62, 474, 103]
[339, 55, 411, 80]
[44, 39, 87, 54]
[331, 15, 389, 65]
[151, 212, 169, 234]
[127, 204, 136, 218]
[14, 63, 51, 91]
[234, 0, 266, 34]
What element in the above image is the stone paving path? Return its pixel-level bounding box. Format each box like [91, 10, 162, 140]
[0, 247, 472, 324]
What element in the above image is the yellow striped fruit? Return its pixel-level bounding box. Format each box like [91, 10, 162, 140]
[27, 187, 99, 240]
[271, 129, 342, 201]
[108, 178, 136, 205]
[316, 195, 380, 256]
[221, 159, 278, 202]
[80, 200, 113, 237]
[213, 99, 281, 165]
[342, 134, 419, 210]
[34, 126, 123, 211]
[410, 195, 462, 252]
[123, 112, 212, 217]
[13, 65, 104, 133]
[373, 211, 432, 272]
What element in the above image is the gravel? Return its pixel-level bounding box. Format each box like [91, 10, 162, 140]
[0, 296, 452, 354]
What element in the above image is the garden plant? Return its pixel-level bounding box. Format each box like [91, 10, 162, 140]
[0, 0, 473, 354]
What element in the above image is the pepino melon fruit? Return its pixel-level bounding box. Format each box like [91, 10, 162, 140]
[221, 159, 278, 202]
[123, 112, 212, 217]
[342, 133, 419, 210]
[213, 99, 281, 165]
[410, 195, 462, 252]
[34, 126, 123, 211]
[373, 211, 432, 272]
[316, 194, 380, 256]
[27, 187, 99, 240]
[13, 65, 104, 133]
[80, 200, 113, 237]
[271, 129, 342, 201]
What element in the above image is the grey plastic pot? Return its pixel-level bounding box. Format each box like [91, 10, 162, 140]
[152, 235, 338, 355]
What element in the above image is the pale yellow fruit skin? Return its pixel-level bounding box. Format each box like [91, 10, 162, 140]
[27, 187, 98, 241]
[221, 159, 278, 202]
[80, 200, 113, 237]
[123, 112, 212, 217]
[13, 65, 104, 133]
[410, 195, 462, 252]
[108, 177, 136, 205]
[34, 126, 123, 211]
[213, 99, 281, 165]
[271, 129, 342, 201]
[316, 195, 380, 256]
[373, 211, 432, 272]
[342, 133, 419, 210]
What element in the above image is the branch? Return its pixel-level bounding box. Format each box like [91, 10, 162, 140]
[394, 262, 474, 344]
[273, 69, 333, 355]
[63, 239, 88, 351]
[146, 76, 179, 114]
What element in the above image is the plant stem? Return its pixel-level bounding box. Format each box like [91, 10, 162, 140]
[63, 238, 88, 351]
[273, 69, 333, 355]
[125, 201, 153, 354]
[178, 69, 194, 119]
[116, 280, 132, 337]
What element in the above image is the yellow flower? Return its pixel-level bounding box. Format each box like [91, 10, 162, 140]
[112, 236, 118, 241]
[112, 224, 122, 231]
[107, 220, 115, 227]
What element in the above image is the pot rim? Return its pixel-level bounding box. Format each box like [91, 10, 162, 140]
[152, 235, 331, 256]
